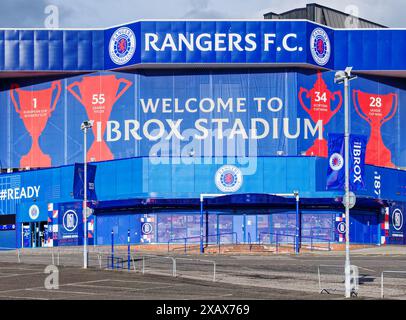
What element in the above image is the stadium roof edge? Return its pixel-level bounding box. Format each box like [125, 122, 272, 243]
[3, 18, 405, 32]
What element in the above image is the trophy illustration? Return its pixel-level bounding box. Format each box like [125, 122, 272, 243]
[10, 81, 61, 168]
[299, 72, 342, 157]
[353, 90, 398, 168]
[67, 75, 132, 162]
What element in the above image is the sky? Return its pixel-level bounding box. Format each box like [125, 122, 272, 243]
[0, 0, 404, 28]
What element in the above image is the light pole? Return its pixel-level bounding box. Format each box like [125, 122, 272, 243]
[81, 120, 94, 269]
[334, 67, 357, 298]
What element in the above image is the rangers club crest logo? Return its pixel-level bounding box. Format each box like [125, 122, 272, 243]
[329, 153, 344, 171]
[63, 210, 79, 232]
[392, 208, 403, 231]
[310, 28, 331, 66]
[109, 27, 136, 65]
[29, 204, 40, 220]
[215, 165, 243, 193]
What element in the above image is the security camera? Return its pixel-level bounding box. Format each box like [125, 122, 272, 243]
[334, 67, 357, 84]
[334, 70, 347, 84]
[81, 120, 94, 130]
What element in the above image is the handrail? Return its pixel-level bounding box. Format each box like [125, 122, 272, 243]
[167, 232, 238, 253]
[301, 235, 331, 251]
[259, 232, 296, 253]
[258, 231, 331, 251]
[247, 232, 252, 252]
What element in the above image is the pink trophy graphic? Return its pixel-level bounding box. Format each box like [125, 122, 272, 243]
[298, 72, 342, 157]
[67, 75, 132, 162]
[10, 81, 61, 168]
[353, 90, 398, 168]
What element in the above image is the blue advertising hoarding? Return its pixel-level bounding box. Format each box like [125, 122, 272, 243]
[0, 21, 406, 72]
[0, 69, 404, 170]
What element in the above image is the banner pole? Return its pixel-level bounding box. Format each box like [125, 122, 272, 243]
[344, 75, 351, 298]
[83, 127, 88, 269]
[127, 229, 131, 271]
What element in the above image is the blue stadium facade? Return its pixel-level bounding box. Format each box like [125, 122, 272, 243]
[0, 20, 405, 249]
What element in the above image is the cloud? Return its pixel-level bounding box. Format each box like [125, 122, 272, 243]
[0, 0, 78, 28]
[0, 0, 403, 28]
[182, 0, 228, 19]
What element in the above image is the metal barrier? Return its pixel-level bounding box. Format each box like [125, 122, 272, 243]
[381, 271, 406, 299]
[135, 255, 176, 277]
[317, 264, 344, 294]
[174, 258, 216, 282]
[167, 232, 238, 253]
[259, 232, 331, 252]
[318, 264, 359, 296]
[107, 256, 124, 270]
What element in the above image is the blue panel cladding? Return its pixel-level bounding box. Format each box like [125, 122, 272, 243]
[63, 31, 78, 70]
[5, 30, 19, 70]
[0, 31, 4, 70]
[96, 212, 141, 245]
[0, 156, 403, 220]
[92, 31, 104, 70]
[49, 31, 63, 70]
[0, 230, 16, 248]
[19, 30, 34, 70]
[78, 31, 93, 70]
[34, 31, 50, 70]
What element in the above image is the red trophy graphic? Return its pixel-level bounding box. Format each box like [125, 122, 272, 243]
[10, 81, 61, 168]
[67, 75, 132, 162]
[353, 90, 398, 168]
[299, 72, 342, 157]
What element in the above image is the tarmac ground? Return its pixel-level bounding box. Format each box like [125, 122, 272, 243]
[0, 246, 405, 300]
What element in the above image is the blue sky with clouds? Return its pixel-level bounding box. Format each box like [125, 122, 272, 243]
[0, 0, 404, 28]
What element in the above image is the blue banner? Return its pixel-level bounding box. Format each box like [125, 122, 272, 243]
[326, 133, 345, 190]
[73, 163, 97, 201]
[349, 134, 367, 191]
[327, 133, 368, 191]
[22, 225, 31, 248]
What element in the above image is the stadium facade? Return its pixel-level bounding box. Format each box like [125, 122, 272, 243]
[0, 15, 405, 249]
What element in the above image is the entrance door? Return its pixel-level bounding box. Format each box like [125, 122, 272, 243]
[245, 215, 257, 244]
[22, 222, 47, 248]
[350, 213, 379, 244]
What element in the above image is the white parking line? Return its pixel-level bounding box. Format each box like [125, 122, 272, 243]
[181, 293, 234, 300]
[0, 295, 49, 300]
[0, 279, 113, 294]
[26, 288, 99, 296]
[0, 272, 45, 279]
[66, 283, 177, 292]
[0, 267, 42, 271]
[106, 279, 174, 286]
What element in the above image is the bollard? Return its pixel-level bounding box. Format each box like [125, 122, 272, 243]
[111, 230, 114, 270]
[127, 229, 131, 271]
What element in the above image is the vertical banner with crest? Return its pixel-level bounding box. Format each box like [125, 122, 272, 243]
[73, 163, 97, 201]
[326, 133, 367, 191]
[326, 133, 345, 190]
